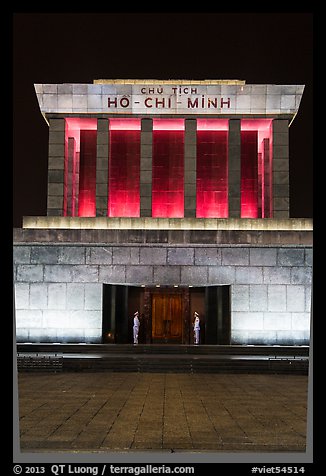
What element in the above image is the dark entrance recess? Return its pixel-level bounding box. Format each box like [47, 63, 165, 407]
[205, 285, 231, 344]
[102, 284, 231, 345]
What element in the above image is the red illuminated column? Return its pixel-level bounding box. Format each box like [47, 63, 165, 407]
[108, 123, 140, 217]
[63, 131, 68, 216]
[152, 127, 184, 218]
[257, 152, 263, 217]
[78, 130, 97, 217]
[196, 130, 228, 218]
[96, 118, 109, 216]
[240, 130, 258, 218]
[73, 146, 80, 217]
[228, 120, 241, 218]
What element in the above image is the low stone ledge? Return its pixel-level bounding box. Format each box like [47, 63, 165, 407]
[13, 227, 313, 246]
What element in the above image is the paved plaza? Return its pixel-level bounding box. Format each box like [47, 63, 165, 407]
[18, 372, 308, 453]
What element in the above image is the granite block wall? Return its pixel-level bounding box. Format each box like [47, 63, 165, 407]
[14, 243, 312, 344]
[140, 118, 153, 217]
[184, 119, 197, 217]
[96, 118, 109, 216]
[47, 118, 65, 216]
[272, 119, 290, 218]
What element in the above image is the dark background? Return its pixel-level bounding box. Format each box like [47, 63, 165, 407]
[13, 12, 313, 227]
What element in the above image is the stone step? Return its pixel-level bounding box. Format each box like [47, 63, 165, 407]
[17, 353, 308, 374]
[16, 343, 309, 357]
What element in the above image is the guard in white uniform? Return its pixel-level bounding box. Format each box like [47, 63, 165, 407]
[193, 312, 200, 344]
[133, 311, 140, 344]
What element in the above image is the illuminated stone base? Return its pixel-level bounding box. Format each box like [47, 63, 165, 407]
[14, 219, 312, 345]
[22, 216, 313, 231]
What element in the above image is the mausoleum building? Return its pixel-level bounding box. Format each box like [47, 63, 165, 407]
[13, 80, 312, 345]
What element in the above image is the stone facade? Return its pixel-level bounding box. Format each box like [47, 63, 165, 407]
[14, 230, 312, 345]
[35, 82, 304, 116]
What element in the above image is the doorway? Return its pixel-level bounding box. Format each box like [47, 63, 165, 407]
[102, 284, 231, 345]
[151, 293, 183, 343]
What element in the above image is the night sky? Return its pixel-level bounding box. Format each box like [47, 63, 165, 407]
[13, 12, 313, 227]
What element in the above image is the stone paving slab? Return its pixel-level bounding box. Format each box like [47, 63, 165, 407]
[17, 372, 308, 452]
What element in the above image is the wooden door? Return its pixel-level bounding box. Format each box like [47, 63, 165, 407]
[152, 293, 183, 343]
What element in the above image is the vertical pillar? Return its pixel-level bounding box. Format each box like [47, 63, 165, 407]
[66, 137, 75, 216]
[140, 118, 153, 217]
[184, 119, 197, 217]
[272, 119, 290, 218]
[257, 152, 263, 218]
[73, 140, 80, 216]
[96, 118, 109, 216]
[228, 119, 241, 218]
[47, 118, 65, 216]
[263, 137, 272, 218]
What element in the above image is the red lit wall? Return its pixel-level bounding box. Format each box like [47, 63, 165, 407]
[62, 117, 273, 220]
[78, 130, 97, 217]
[152, 125, 184, 218]
[108, 127, 140, 217]
[63, 121, 69, 216]
[240, 120, 273, 218]
[65, 118, 97, 217]
[263, 123, 273, 218]
[196, 130, 228, 218]
[241, 131, 258, 218]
